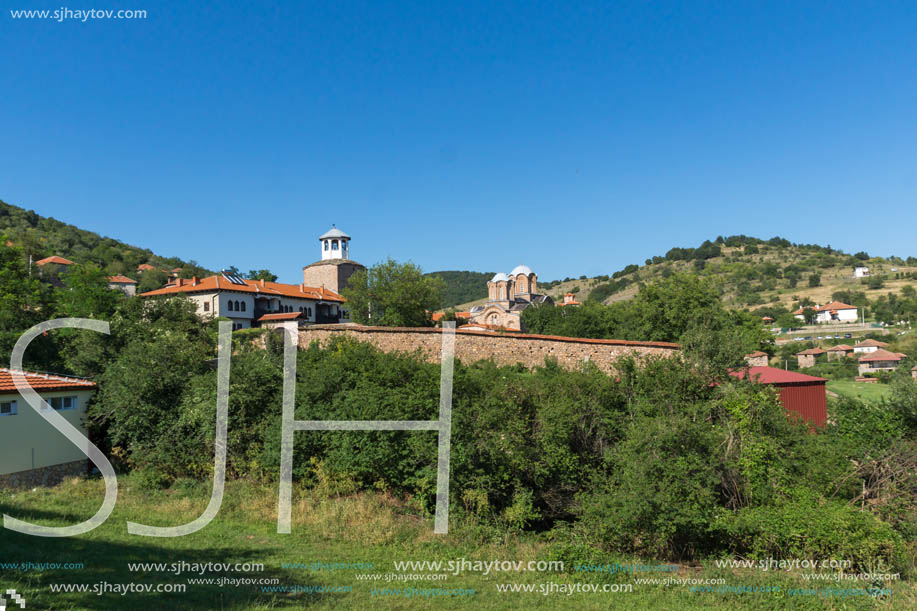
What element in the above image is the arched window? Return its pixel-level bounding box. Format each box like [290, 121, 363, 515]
[228, 300, 234, 312]
[332, 240, 338, 250]
[241, 301, 246, 312]
[324, 240, 329, 251]
[308, 307, 312, 317]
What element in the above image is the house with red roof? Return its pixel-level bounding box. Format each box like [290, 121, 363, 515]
[35, 255, 76, 267]
[858, 349, 907, 376]
[793, 301, 858, 323]
[730, 366, 827, 428]
[107, 275, 137, 297]
[853, 338, 890, 354]
[0, 369, 97, 488]
[141, 274, 349, 331]
[826, 344, 855, 361]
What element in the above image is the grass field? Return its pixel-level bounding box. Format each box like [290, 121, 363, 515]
[0, 475, 913, 610]
[826, 380, 893, 402]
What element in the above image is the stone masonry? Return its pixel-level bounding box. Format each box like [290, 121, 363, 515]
[296, 325, 680, 375]
[0, 459, 88, 489]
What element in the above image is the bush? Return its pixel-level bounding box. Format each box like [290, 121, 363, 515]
[716, 491, 905, 571]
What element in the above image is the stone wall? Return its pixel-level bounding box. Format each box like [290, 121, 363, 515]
[296, 325, 679, 375]
[0, 459, 87, 489]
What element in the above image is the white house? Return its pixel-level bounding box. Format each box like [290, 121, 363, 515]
[854, 266, 870, 278]
[141, 274, 349, 330]
[0, 369, 96, 488]
[853, 339, 890, 354]
[793, 301, 859, 323]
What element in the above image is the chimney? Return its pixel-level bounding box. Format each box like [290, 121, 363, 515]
[299, 283, 304, 293]
[175, 278, 184, 287]
[260, 278, 265, 287]
[191, 276, 198, 286]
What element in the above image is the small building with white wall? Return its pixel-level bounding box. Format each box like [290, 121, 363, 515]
[854, 266, 870, 278]
[0, 369, 97, 488]
[853, 339, 889, 354]
[793, 301, 858, 323]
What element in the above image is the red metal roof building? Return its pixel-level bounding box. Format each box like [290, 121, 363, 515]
[730, 366, 827, 428]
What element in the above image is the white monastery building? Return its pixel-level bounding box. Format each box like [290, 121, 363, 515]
[141, 227, 362, 330]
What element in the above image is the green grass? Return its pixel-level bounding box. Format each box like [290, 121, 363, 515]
[0, 475, 912, 610]
[827, 380, 893, 402]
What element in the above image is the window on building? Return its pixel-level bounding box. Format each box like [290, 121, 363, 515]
[324, 240, 329, 251]
[0, 400, 17, 416]
[241, 301, 246, 312]
[228, 300, 234, 312]
[308, 307, 312, 317]
[203, 302, 210, 312]
[332, 240, 339, 250]
[48, 396, 77, 411]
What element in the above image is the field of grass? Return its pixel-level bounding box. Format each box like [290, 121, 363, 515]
[1, 475, 913, 610]
[827, 380, 893, 402]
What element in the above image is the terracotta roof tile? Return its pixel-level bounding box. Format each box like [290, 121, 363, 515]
[107, 275, 137, 284]
[0, 368, 96, 393]
[858, 349, 905, 362]
[796, 348, 826, 355]
[36, 256, 75, 266]
[140, 275, 346, 303]
[827, 344, 854, 351]
[855, 339, 889, 348]
[730, 366, 827, 385]
[257, 312, 304, 321]
[745, 351, 769, 358]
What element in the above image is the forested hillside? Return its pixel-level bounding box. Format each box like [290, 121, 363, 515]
[424, 270, 493, 308]
[0, 199, 211, 280]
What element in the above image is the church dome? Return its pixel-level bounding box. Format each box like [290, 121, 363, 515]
[509, 264, 534, 277]
[491, 272, 510, 283]
[319, 226, 351, 240]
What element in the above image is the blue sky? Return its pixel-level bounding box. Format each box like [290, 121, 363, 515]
[3, 1, 916, 282]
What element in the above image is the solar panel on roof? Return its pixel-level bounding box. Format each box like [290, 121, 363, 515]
[221, 271, 247, 285]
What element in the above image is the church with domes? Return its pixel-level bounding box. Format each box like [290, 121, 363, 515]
[468, 264, 553, 331]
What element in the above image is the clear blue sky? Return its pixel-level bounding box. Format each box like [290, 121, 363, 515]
[3, 1, 916, 282]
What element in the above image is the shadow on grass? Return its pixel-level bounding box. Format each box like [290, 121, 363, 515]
[0, 501, 321, 610]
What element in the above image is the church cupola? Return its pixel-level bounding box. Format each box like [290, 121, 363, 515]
[319, 225, 351, 261]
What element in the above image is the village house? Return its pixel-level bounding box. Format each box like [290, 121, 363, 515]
[854, 338, 890, 354]
[744, 351, 770, 367]
[468, 265, 554, 331]
[826, 344, 855, 361]
[558, 292, 581, 307]
[858, 349, 907, 376]
[854, 266, 870, 278]
[107, 274, 137, 297]
[796, 347, 825, 369]
[0, 368, 97, 488]
[139, 227, 359, 330]
[793, 301, 859, 323]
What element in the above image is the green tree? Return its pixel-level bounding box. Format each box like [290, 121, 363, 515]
[56, 263, 121, 319]
[136, 268, 170, 293]
[808, 273, 821, 287]
[0, 241, 57, 368]
[246, 269, 278, 282]
[342, 258, 445, 327]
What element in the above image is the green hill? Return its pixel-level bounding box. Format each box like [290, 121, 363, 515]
[0, 198, 211, 280]
[450, 236, 917, 325]
[425, 270, 494, 308]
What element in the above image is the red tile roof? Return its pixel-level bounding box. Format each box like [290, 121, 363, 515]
[858, 349, 905, 363]
[0, 368, 96, 393]
[107, 275, 137, 284]
[137, 263, 158, 271]
[257, 312, 304, 322]
[855, 339, 889, 348]
[744, 351, 769, 358]
[730, 366, 827, 385]
[35, 256, 75, 266]
[796, 348, 826, 355]
[140, 275, 346, 302]
[827, 344, 854, 351]
[792, 301, 857, 315]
